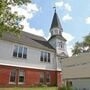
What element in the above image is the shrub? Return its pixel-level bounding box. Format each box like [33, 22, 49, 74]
[58, 85, 72, 90]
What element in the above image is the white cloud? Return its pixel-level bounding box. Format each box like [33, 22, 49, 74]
[55, 1, 64, 8]
[62, 14, 72, 21]
[85, 17, 90, 24]
[55, 1, 72, 22]
[62, 32, 74, 56]
[55, 1, 72, 12]
[64, 3, 72, 12]
[62, 32, 74, 44]
[10, 3, 45, 37]
[20, 20, 44, 36]
[45, 33, 51, 40]
[67, 45, 73, 57]
[11, 3, 39, 19]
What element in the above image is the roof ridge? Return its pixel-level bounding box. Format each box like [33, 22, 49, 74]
[21, 31, 46, 40]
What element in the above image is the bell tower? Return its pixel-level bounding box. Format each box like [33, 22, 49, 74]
[50, 8, 63, 36]
[48, 8, 68, 57]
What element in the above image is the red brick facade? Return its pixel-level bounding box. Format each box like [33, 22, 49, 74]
[0, 65, 62, 87]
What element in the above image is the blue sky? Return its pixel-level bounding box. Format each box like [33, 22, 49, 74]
[11, 0, 90, 56]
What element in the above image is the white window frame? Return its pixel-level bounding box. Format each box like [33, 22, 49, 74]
[18, 70, 25, 84]
[13, 45, 27, 59]
[58, 42, 64, 49]
[40, 51, 50, 63]
[9, 69, 17, 84]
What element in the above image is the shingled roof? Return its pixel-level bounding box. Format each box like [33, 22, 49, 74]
[61, 52, 90, 79]
[48, 35, 66, 41]
[50, 10, 63, 32]
[1, 31, 55, 52]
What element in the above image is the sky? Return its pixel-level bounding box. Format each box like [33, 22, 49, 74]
[11, 0, 90, 56]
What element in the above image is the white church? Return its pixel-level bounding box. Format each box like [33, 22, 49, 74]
[0, 9, 68, 87]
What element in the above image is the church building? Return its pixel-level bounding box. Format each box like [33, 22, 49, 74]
[0, 9, 67, 87]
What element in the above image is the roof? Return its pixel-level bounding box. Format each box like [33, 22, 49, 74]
[50, 10, 63, 32]
[1, 31, 55, 52]
[48, 35, 66, 41]
[61, 52, 90, 80]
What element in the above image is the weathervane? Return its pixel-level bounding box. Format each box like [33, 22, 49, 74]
[53, 6, 56, 12]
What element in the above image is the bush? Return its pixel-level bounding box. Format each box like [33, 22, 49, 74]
[58, 85, 72, 90]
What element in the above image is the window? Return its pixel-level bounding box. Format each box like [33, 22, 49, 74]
[66, 81, 72, 87]
[58, 42, 64, 48]
[18, 70, 25, 84]
[23, 47, 27, 59]
[54, 30, 59, 34]
[13, 45, 18, 57]
[40, 72, 44, 84]
[44, 52, 47, 62]
[18, 46, 23, 58]
[40, 72, 51, 85]
[13, 45, 27, 59]
[46, 72, 50, 83]
[9, 69, 16, 84]
[48, 53, 50, 62]
[40, 51, 43, 61]
[40, 51, 50, 63]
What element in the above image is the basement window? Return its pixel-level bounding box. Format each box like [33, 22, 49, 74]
[40, 72, 51, 85]
[9, 69, 16, 84]
[18, 70, 25, 84]
[40, 72, 44, 84]
[46, 72, 50, 83]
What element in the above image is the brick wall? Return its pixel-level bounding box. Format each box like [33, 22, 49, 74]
[57, 71, 62, 87]
[0, 65, 61, 87]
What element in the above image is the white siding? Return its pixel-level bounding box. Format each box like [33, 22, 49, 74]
[56, 39, 67, 55]
[0, 40, 14, 58]
[0, 40, 59, 71]
[51, 28, 60, 36]
[56, 56, 62, 71]
[72, 79, 90, 90]
[49, 38, 56, 49]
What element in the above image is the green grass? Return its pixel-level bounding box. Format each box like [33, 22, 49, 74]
[0, 87, 57, 90]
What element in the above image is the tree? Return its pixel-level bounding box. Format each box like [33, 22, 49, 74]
[0, 0, 31, 37]
[72, 33, 90, 55]
[72, 42, 83, 55]
[83, 33, 90, 49]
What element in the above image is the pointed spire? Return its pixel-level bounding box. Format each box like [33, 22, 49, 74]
[50, 8, 63, 32]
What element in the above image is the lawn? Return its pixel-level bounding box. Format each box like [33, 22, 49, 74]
[0, 87, 57, 90]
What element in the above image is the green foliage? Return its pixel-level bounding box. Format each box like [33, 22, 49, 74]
[0, 0, 31, 37]
[72, 42, 83, 55]
[83, 33, 90, 47]
[72, 33, 90, 55]
[58, 85, 72, 90]
[0, 87, 57, 90]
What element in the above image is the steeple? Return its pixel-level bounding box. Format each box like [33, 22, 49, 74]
[49, 8, 68, 57]
[50, 8, 63, 36]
